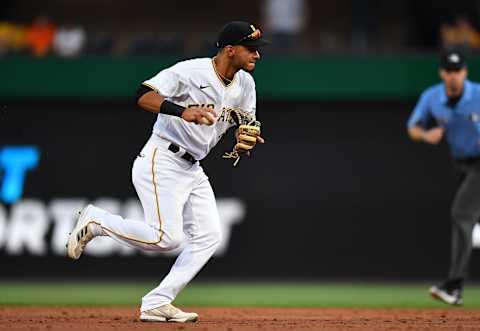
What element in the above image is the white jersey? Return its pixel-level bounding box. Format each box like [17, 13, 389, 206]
[142, 57, 257, 160]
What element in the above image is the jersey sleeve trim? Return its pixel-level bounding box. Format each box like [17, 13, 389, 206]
[142, 82, 158, 93]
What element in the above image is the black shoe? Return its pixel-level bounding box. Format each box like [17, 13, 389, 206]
[430, 284, 463, 306]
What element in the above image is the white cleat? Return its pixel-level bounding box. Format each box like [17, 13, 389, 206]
[66, 204, 95, 260]
[140, 304, 198, 323]
[430, 285, 463, 306]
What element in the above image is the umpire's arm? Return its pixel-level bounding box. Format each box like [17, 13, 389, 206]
[407, 90, 444, 145]
[408, 126, 444, 145]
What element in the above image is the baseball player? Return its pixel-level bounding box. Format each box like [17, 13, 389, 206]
[407, 50, 480, 306]
[66, 21, 268, 322]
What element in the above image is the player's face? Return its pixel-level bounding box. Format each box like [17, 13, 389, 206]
[232, 45, 261, 72]
[440, 68, 467, 97]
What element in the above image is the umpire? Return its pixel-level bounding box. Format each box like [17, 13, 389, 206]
[407, 50, 480, 305]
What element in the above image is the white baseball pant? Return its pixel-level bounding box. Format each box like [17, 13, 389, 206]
[86, 134, 222, 311]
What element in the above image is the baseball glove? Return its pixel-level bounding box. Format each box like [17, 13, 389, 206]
[222, 108, 261, 167]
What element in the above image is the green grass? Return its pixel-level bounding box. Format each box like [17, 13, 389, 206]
[2, 281, 480, 308]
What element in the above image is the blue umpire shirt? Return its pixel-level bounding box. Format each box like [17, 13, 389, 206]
[407, 80, 480, 160]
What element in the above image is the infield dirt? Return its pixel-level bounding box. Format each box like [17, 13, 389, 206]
[1, 306, 480, 330]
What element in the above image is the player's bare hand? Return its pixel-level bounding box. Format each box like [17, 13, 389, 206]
[182, 106, 217, 125]
[423, 127, 444, 145]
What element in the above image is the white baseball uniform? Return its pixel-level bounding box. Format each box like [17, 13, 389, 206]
[83, 57, 257, 312]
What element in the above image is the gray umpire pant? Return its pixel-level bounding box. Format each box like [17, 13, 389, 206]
[449, 159, 480, 282]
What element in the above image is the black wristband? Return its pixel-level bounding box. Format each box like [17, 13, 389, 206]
[160, 100, 185, 117]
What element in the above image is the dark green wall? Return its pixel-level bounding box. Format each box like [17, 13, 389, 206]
[2, 55, 479, 100]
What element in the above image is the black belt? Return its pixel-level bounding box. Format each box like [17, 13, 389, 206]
[168, 143, 197, 164]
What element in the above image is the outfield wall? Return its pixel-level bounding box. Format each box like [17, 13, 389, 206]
[2, 55, 480, 101]
[1, 100, 480, 280]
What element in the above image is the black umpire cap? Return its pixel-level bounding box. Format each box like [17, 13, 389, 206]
[440, 50, 467, 70]
[215, 21, 270, 48]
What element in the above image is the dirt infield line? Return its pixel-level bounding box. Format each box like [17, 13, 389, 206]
[1, 306, 480, 330]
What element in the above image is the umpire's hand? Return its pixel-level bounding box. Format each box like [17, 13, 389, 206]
[408, 126, 444, 145]
[422, 127, 444, 145]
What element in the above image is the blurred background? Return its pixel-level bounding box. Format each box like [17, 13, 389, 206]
[4, 0, 480, 57]
[3, 0, 480, 288]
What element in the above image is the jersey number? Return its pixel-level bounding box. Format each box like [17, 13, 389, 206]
[187, 104, 214, 109]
